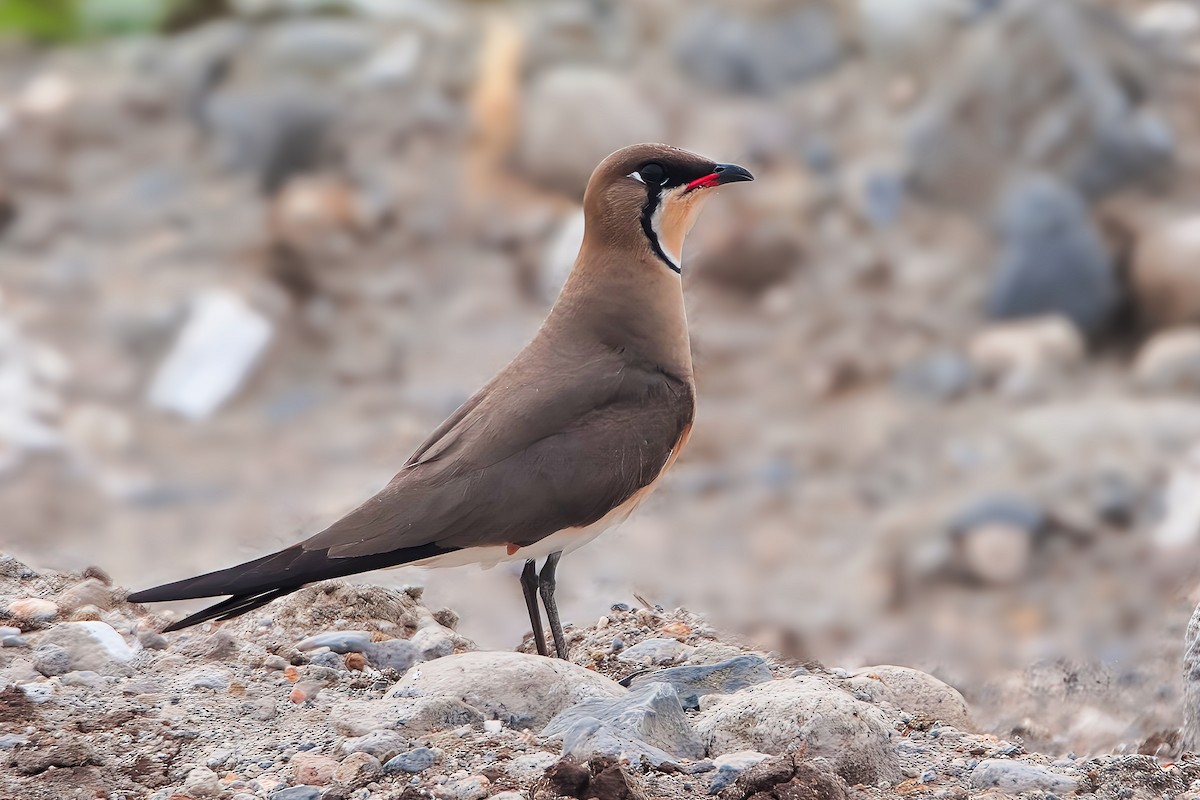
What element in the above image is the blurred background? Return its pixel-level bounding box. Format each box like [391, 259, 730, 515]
[4, 0, 1200, 758]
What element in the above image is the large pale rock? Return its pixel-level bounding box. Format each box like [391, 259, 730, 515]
[37, 621, 135, 676]
[845, 665, 973, 729]
[330, 695, 482, 737]
[388, 651, 625, 730]
[695, 676, 898, 785]
[970, 759, 1078, 793]
[542, 682, 704, 765]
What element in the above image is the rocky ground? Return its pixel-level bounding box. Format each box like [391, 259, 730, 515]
[5, 552, 1200, 800]
[6, 0, 1200, 795]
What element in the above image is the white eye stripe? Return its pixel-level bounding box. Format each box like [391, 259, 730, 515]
[627, 171, 645, 184]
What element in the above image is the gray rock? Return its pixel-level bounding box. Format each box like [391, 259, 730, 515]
[438, 775, 490, 800]
[1183, 598, 1200, 749]
[408, 626, 455, 661]
[382, 746, 439, 774]
[708, 751, 772, 794]
[628, 655, 773, 710]
[387, 651, 625, 730]
[695, 676, 898, 786]
[844, 666, 973, 729]
[616, 637, 695, 667]
[544, 682, 704, 764]
[342, 729, 407, 761]
[0, 554, 37, 579]
[271, 787, 322, 800]
[674, 6, 843, 94]
[969, 759, 1079, 792]
[554, 716, 678, 767]
[1, 636, 28, 648]
[987, 176, 1119, 338]
[307, 650, 343, 670]
[297, 630, 374, 654]
[37, 621, 136, 676]
[332, 695, 482, 737]
[503, 751, 558, 781]
[33, 644, 72, 677]
[364, 638, 422, 671]
[60, 670, 105, 687]
[0, 733, 28, 750]
[137, 630, 168, 650]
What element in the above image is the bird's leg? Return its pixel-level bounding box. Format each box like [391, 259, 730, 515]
[520, 559, 548, 657]
[539, 551, 569, 659]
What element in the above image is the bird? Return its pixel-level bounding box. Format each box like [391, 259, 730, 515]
[127, 143, 753, 658]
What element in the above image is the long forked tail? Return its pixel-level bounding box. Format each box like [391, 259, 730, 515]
[127, 542, 456, 632]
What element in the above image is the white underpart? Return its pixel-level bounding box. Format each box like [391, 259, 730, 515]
[627, 171, 645, 184]
[402, 487, 650, 570]
[649, 199, 681, 270]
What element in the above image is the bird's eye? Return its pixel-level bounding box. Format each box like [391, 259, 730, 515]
[639, 162, 666, 184]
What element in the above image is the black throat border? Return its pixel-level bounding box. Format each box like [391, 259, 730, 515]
[639, 186, 681, 275]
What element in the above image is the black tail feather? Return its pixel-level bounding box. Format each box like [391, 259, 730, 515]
[127, 542, 458, 632]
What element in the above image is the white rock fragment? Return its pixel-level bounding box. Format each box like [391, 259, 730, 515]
[147, 290, 273, 421]
[37, 621, 136, 676]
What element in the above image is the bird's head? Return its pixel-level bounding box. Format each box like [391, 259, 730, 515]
[582, 143, 753, 275]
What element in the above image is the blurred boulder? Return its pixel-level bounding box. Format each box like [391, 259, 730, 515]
[894, 350, 975, 402]
[259, 18, 382, 75]
[147, 290, 274, 422]
[695, 676, 898, 785]
[521, 0, 637, 72]
[673, 4, 844, 95]
[907, 0, 1173, 208]
[986, 176, 1120, 338]
[539, 207, 586, 303]
[968, 316, 1085, 397]
[845, 665, 973, 729]
[948, 494, 1046, 585]
[1133, 328, 1200, 392]
[1130, 215, 1200, 330]
[1152, 444, 1200, 550]
[518, 68, 666, 197]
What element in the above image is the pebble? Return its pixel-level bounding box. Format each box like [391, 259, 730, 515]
[7, 597, 58, 622]
[137, 629, 168, 650]
[290, 752, 337, 785]
[60, 670, 105, 687]
[409, 626, 455, 660]
[435, 774, 490, 800]
[33, 644, 72, 677]
[969, 759, 1078, 793]
[19, 683, 54, 703]
[1131, 215, 1200, 329]
[1134, 328, 1200, 392]
[895, 350, 975, 402]
[332, 752, 382, 786]
[544, 682, 703, 765]
[1, 635, 29, 648]
[297, 630, 373, 653]
[969, 316, 1085, 397]
[502, 751, 557, 781]
[56, 579, 114, 612]
[270, 787, 322, 800]
[343, 729, 408, 761]
[615, 637, 695, 666]
[364, 637, 422, 671]
[383, 746, 440, 774]
[183, 766, 222, 797]
[307, 650, 344, 670]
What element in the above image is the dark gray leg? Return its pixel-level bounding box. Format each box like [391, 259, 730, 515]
[520, 559, 547, 656]
[539, 551, 568, 659]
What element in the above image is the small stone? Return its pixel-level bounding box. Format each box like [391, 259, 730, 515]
[183, 766, 222, 797]
[177, 630, 238, 660]
[363, 638, 422, 671]
[290, 679, 325, 703]
[969, 316, 1085, 397]
[187, 669, 232, 690]
[251, 697, 277, 721]
[845, 665, 973, 730]
[271, 787, 322, 800]
[307, 650, 343, 670]
[383, 747, 439, 774]
[342, 729, 407, 761]
[483, 719, 502, 734]
[969, 759, 1078, 793]
[1131, 215, 1200, 329]
[263, 655, 289, 670]
[138, 629, 169, 650]
[332, 752, 382, 786]
[7, 597, 58, 622]
[628, 655, 773, 710]
[33, 644, 72, 677]
[616, 637, 695, 666]
[503, 751, 557, 781]
[435, 774, 490, 800]
[297, 630, 373, 653]
[291, 752, 337, 786]
[1134, 328, 1200, 392]
[895, 350, 975, 402]
[60, 670, 104, 687]
[409, 626, 455, 661]
[709, 751, 772, 794]
[960, 523, 1033, 586]
[56, 579, 114, 613]
[344, 652, 367, 671]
